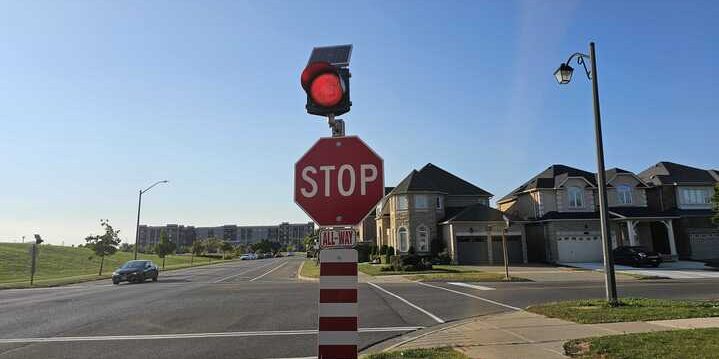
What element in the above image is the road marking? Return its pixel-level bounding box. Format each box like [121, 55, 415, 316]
[250, 261, 289, 282]
[0, 327, 423, 344]
[416, 281, 522, 311]
[448, 282, 495, 290]
[213, 261, 278, 283]
[366, 282, 445, 324]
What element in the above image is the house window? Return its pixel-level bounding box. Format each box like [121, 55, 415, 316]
[415, 195, 429, 209]
[397, 227, 409, 252]
[417, 225, 429, 252]
[568, 186, 584, 208]
[435, 197, 443, 210]
[617, 185, 632, 204]
[396, 195, 408, 211]
[681, 188, 711, 205]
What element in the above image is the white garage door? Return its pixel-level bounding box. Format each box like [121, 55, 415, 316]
[557, 233, 603, 262]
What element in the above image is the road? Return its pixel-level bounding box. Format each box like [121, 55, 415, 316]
[1, 257, 718, 359]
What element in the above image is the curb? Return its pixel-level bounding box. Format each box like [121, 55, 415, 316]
[297, 260, 319, 282]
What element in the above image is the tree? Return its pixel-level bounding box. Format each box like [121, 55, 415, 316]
[84, 219, 121, 276]
[205, 237, 221, 254]
[190, 240, 205, 266]
[220, 241, 233, 259]
[119, 242, 134, 252]
[712, 183, 719, 225]
[154, 230, 176, 269]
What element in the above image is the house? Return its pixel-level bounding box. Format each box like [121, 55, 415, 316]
[374, 163, 527, 264]
[497, 165, 681, 263]
[639, 162, 719, 260]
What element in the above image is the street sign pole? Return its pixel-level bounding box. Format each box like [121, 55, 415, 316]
[318, 248, 358, 359]
[30, 244, 37, 286]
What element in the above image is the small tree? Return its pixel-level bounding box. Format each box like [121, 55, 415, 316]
[712, 183, 719, 225]
[191, 240, 205, 266]
[220, 241, 233, 259]
[119, 242, 133, 252]
[154, 230, 176, 269]
[85, 219, 121, 276]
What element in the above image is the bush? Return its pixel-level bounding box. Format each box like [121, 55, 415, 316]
[379, 245, 389, 255]
[381, 253, 392, 264]
[390, 254, 432, 272]
[433, 251, 452, 265]
[356, 244, 372, 263]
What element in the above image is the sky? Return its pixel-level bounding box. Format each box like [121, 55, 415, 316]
[0, 0, 717, 245]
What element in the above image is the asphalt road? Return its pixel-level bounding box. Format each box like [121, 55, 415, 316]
[1, 257, 718, 359]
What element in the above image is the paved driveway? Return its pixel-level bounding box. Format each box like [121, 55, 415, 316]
[561, 261, 719, 279]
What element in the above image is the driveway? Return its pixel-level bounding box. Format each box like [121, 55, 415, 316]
[561, 260, 719, 279]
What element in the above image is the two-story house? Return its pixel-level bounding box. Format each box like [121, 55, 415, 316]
[497, 165, 679, 263]
[639, 162, 719, 260]
[374, 163, 527, 264]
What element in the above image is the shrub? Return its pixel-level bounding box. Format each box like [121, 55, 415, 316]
[434, 251, 452, 265]
[390, 254, 432, 272]
[380, 245, 389, 255]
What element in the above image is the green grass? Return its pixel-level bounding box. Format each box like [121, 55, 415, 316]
[527, 298, 719, 324]
[408, 272, 528, 282]
[564, 328, 719, 359]
[0, 242, 230, 289]
[358, 263, 482, 276]
[362, 347, 470, 359]
[300, 260, 320, 278]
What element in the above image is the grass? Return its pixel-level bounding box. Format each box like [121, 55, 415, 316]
[362, 347, 470, 359]
[564, 328, 719, 359]
[0, 242, 230, 289]
[300, 259, 320, 278]
[527, 298, 719, 324]
[358, 263, 482, 276]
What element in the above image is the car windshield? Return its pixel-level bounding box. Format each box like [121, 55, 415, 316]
[121, 261, 147, 269]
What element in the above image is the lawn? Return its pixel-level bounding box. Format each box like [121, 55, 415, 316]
[300, 259, 320, 278]
[362, 347, 470, 359]
[0, 242, 229, 288]
[358, 263, 481, 276]
[564, 328, 719, 359]
[527, 298, 719, 324]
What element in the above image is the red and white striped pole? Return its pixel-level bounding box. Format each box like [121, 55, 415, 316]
[318, 248, 358, 359]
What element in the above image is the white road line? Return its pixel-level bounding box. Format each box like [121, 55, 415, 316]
[366, 282, 445, 324]
[250, 261, 289, 282]
[416, 281, 522, 311]
[0, 327, 423, 344]
[448, 282, 495, 291]
[213, 261, 278, 283]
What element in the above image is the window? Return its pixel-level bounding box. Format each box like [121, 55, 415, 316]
[415, 195, 429, 209]
[617, 184, 632, 204]
[435, 197, 443, 210]
[417, 225, 429, 252]
[396, 195, 408, 211]
[397, 227, 409, 252]
[681, 188, 711, 205]
[568, 186, 584, 208]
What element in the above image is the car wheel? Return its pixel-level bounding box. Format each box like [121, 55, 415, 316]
[152, 274, 158, 282]
[112, 279, 120, 285]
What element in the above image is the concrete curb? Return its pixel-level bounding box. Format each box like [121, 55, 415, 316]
[297, 260, 319, 282]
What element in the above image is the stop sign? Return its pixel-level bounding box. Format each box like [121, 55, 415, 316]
[295, 136, 384, 226]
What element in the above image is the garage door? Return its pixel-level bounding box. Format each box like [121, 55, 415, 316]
[689, 231, 719, 260]
[557, 234, 602, 262]
[457, 236, 489, 264]
[491, 236, 524, 264]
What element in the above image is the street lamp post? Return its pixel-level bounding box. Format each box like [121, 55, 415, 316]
[554, 42, 618, 305]
[134, 180, 169, 260]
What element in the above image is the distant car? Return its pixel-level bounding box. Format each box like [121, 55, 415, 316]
[274, 253, 284, 258]
[240, 253, 256, 260]
[112, 260, 158, 284]
[263, 253, 273, 259]
[613, 246, 662, 267]
[286, 252, 294, 257]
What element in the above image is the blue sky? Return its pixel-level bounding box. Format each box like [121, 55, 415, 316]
[0, 1, 716, 245]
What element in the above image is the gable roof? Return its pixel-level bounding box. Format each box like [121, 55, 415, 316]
[442, 203, 517, 223]
[605, 167, 649, 188]
[497, 164, 597, 203]
[638, 162, 717, 186]
[390, 163, 492, 197]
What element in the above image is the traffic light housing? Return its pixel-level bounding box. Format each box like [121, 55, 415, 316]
[301, 61, 351, 117]
[34, 234, 43, 245]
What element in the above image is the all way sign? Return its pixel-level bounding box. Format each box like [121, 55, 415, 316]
[319, 228, 356, 249]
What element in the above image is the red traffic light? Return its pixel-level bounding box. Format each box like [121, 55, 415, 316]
[301, 61, 349, 115]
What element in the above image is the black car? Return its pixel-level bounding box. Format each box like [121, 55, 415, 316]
[112, 260, 159, 284]
[613, 246, 662, 267]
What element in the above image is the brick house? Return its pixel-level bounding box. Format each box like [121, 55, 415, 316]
[373, 163, 527, 264]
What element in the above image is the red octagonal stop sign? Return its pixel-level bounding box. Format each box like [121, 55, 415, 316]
[295, 136, 384, 226]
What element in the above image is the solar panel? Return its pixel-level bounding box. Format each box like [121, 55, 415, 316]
[308, 44, 353, 67]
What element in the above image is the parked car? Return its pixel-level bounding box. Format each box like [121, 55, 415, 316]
[263, 253, 273, 259]
[286, 252, 294, 257]
[240, 253, 257, 260]
[613, 246, 662, 267]
[274, 253, 284, 258]
[112, 260, 159, 284]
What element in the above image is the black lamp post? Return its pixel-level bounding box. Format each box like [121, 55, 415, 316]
[134, 180, 169, 260]
[554, 42, 618, 305]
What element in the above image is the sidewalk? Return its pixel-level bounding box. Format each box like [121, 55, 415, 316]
[363, 311, 719, 359]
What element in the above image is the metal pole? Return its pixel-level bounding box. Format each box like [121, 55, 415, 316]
[589, 42, 618, 305]
[134, 190, 142, 260]
[30, 244, 37, 286]
[502, 227, 509, 280]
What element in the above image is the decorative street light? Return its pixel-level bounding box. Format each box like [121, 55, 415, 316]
[554, 42, 618, 306]
[133, 180, 169, 260]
